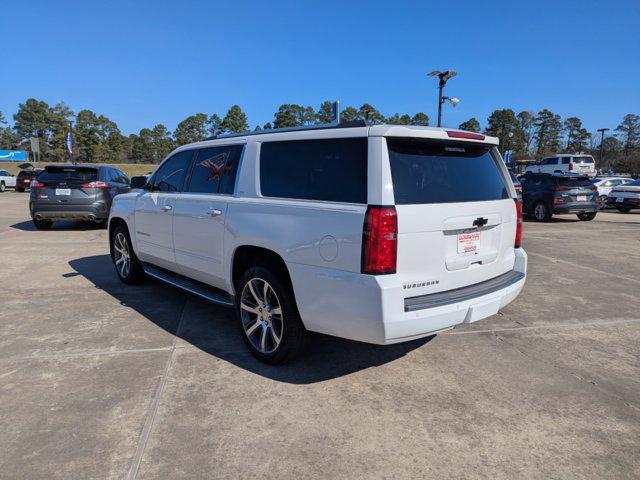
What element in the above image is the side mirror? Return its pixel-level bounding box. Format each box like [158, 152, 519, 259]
[130, 176, 148, 189]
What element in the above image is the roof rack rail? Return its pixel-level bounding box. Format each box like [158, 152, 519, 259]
[204, 101, 368, 141]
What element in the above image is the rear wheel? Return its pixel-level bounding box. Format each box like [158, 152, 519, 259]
[33, 218, 53, 230]
[599, 195, 607, 209]
[577, 212, 597, 221]
[236, 266, 307, 364]
[616, 206, 631, 213]
[111, 225, 144, 284]
[533, 202, 551, 222]
[0, 181, 5, 192]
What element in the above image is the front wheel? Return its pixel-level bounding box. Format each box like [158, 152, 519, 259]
[0, 182, 5, 192]
[616, 206, 631, 213]
[599, 196, 607, 209]
[236, 266, 307, 364]
[577, 212, 597, 221]
[534, 202, 551, 222]
[111, 225, 144, 284]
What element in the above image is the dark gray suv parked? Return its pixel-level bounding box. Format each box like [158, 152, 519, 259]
[30, 165, 131, 230]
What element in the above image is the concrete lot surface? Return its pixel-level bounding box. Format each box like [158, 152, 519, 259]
[1, 191, 639, 479]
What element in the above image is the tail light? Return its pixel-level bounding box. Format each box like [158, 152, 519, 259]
[568, 163, 574, 171]
[32, 181, 44, 188]
[514, 199, 523, 248]
[361, 206, 397, 275]
[551, 186, 572, 191]
[446, 131, 486, 141]
[82, 181, 109, 188]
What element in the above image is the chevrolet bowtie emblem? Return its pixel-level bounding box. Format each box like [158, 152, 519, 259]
[473, 217, 488, 227]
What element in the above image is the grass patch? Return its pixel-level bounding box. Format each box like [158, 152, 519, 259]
[0, 162, 155, 178]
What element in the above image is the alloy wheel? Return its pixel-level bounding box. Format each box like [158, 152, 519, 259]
[113, 232, 131, 278]
[534, 204, 546, 221]
[240, 278, 284, 354]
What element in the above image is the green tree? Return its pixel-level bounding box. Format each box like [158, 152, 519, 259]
[386, 113, 411, 125]
[563, 117, 590, 153]
[131, 129, 153, 163]
[340, 106, 358, 122]
[262, 122, 273, 130]
[534, 109, 563, 155]
[221, 105, 249, 133]
[315, 101, 334, 124]
[174, 113, 209, 145]
[485, 109, 520, 152]
[273, 104, 314, 128]
[357, 104, 385, 124]
[411, 112, 430, 126]
[208, 114, 223, 136]
[150, 124, 174, 162]
[0, 111, 19, 150]
[74, 109, 124, 162]
[458, 118, 480, 132]
[13, 98, 51, 140]
[615, 114, 640, 153]
[516, 111, 536, 154]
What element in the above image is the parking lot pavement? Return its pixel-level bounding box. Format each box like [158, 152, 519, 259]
[1, 191, 639, 479]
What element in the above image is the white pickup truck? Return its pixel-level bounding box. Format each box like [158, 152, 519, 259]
[108, 122, 526, 363]
[0, 169, 17, 192]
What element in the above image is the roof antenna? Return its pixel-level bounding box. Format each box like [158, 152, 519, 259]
[331, 101, 340, 125]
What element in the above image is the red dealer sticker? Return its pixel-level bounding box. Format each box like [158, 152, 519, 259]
[457, 231, 481, 254]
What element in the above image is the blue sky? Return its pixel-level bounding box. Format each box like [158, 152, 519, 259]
[1, 0, 639, 135]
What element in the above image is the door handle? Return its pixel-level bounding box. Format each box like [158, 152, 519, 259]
[207, 209, 223, 217]
[162, 205, 173, 212]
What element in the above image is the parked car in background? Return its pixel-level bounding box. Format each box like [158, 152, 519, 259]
[15, 169, 43, 192]
[521, 173, 599, 221]
[29, 165, 131, 230]
[525, 154, 597, 178]
[108, 123, 526, 364]
[0, 169, 16, 192]
[591, 176, 634, 208]
[606, 179, 640, 213]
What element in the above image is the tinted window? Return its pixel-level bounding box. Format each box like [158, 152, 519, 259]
[152, 150, 194, 192]
[556, 177, 593, 187]
[0, 170, 9, 175]
[387, 139, 509, 204]
[562, 158, 571, 164]
[188, 145, 244, 194]
[260, 138, 367, 203]
[628, 179, 640, 187]
[38, 167, 98, 184]
[574, 156, 594, 164]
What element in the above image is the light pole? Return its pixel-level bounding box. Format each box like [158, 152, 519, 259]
[428, 70, 458, 127]
[597, 127, 609, 171]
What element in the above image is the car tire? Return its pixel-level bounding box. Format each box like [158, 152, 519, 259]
[33, 218, 53, 230]
[616, 206, 631, 213]
[533, 202, 551, 222]
[110, 224, 144, 284]
[577, 212, 597, 221]
[599, 195, 607, 209]
[236, 266, 307, 364]
[0, 181, 5, 192]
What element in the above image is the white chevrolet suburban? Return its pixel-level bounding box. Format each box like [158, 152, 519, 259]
[108, 121, 526, 363]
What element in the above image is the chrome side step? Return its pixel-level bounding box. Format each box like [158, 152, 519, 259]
[143, 264, 235, 308]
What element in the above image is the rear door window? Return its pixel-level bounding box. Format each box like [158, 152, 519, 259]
[387, 138, 509, 204]
[187, 144, 244, 194]
[260, 138, 367, 203]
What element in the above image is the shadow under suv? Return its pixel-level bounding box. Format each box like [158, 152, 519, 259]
[521, 173, 599, 222]
[30, 165, 131, 230]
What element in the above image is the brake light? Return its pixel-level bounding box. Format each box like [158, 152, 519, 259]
[362, 206, 397, 275]
[446, 131, 486, 141]
[82, 181, 109, 188]
[568, 162, 573, 171]
[551, 186, 572, 191]
[514, 199, 522, 248]
[32, 181, 44, 188]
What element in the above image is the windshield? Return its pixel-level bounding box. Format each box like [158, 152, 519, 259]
[38, 167, 98, 184]
[627, 179, 640, 187]
[387, 139, 509, 204]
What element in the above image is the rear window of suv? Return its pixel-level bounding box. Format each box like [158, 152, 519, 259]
[38, 167, 98, 184]
[556, 177, 593, 187]
[387, 138, 509, 204]
[573, 156, 594, 164]
[260, 137, 367, 203]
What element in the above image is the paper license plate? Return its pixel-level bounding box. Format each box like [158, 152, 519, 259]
[616, 197, 624, 203]
[56, 188, 71, 196]
[457, 231, 481, 254]
[577, 195, 587, 201]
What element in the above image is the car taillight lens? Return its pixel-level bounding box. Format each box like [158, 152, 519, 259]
[551, 186, 572, 191]
[514, 199, 523, 248]
[446, 130, 486, 141]
[82, 181, 109, 188]
[362, 205, 397, 275]
[32, 181, 44, 188]
[568, 163, 573, 171]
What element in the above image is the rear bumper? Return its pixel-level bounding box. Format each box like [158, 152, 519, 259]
[30, 201, 110, 221]
[290, 248, 527, 345]
[606, 197, 640, 208]
[553, 203, 599, 214]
